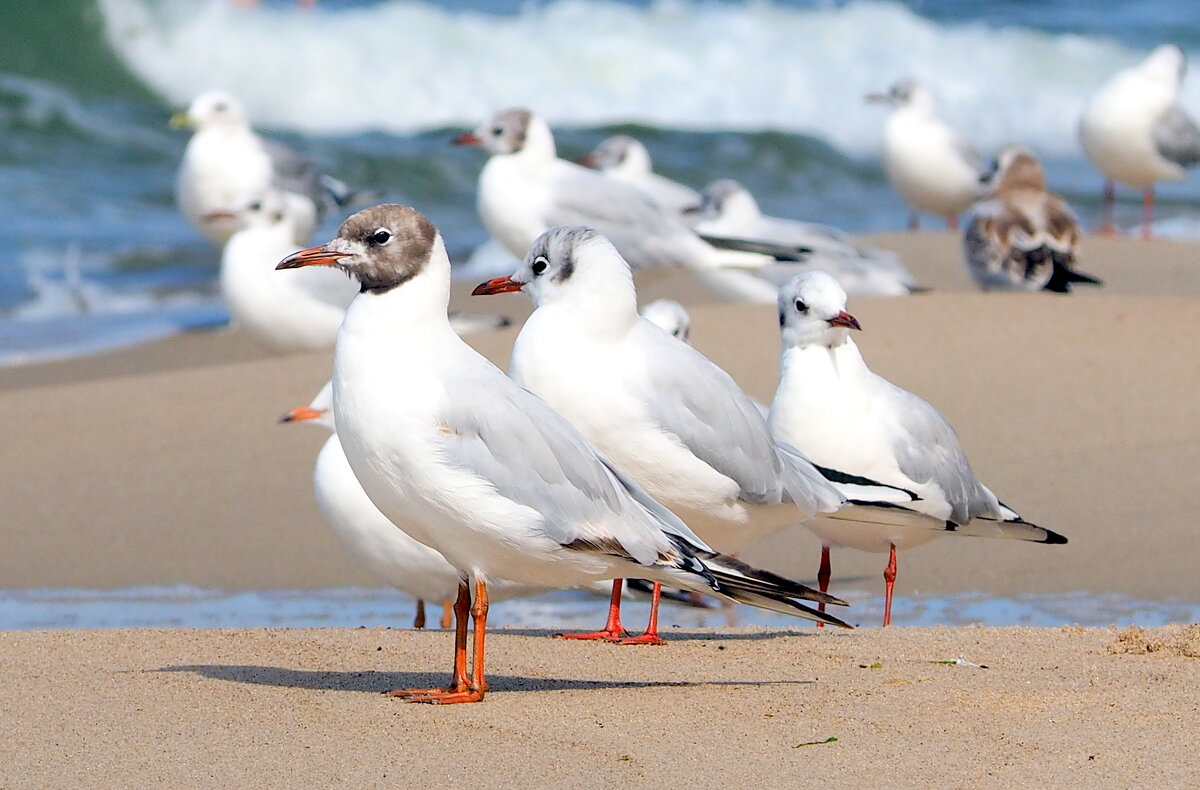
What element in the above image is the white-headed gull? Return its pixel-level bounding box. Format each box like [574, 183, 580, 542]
[277, 205, 851, 703]
[1079, 45, 1200, 237]
[964, 145, 1102, 293]
[685, 179, 921, 297]
[473, 228, 920, 643]
[281, 381, 566, 629]
[769, 271, 1068, 625]
[866, 79, 984, 230]
[173, 90, 367, 246]
[580, 135, 702, 214]
[453, 108, 808, 303]
[219, 191, 507, 352]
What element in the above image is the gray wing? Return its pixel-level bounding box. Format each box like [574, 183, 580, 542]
[438, 373, 712, 565]
[262, 138, 330, 212]
[634, 322, 843, 515]
[1153, 105, 1200, 168]
[877, 377, 998, 524]
[951, 133, 984, 173]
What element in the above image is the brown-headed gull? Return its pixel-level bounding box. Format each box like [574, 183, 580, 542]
[474, 228, 916, 643]
[769, 271, 1068, 625]
[866, 79, 983, 231]
[276, 205, 850, 704]
[964, 145, 1102, 293]
[453, 108, 809, 303]
[173, 90, 368, 246]
[1079, 45, 1200, 238]
[579, 135, 702, 214]
[684, 179, 921, 297]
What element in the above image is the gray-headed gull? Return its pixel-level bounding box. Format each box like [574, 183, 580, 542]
[277, 205, 850, 703]
[964, 145, 1102, 293]
[866, 79, 984, 230]
[769, 271, 1068, 625]
[281, 381, 562, 629]
[685, 179, 921, 296]
[453, 108, 807, 303]
[474, 227, 916, 643]
[1079, 45, 1200, 237]
[580, 135, 702, 214]
[173, 90, 368, 246]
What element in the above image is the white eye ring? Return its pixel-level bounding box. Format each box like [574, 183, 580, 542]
[369, 228, 392, 246]
[531, 256, 549, 275]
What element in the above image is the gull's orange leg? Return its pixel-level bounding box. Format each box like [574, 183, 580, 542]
[945, 213, 959, 230]
[559, 579, 626, 641]
[385, 582, 470, 698]
[617, 582, 667, 646]
[440, 598, 453, 630]
[1141, 187, 1155, 239]
[882, 544, 897, 627]
[404, 580, 489, 704]
[413, 599, 427, 629]
[815, 545, 832, 628]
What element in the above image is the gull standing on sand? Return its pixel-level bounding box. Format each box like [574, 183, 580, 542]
[281, 381, 572, 630]
[173, 90, 366, 246]
[685, 179, 920, 297]
[867, 79, 983, 230]
[580, 135, 702, 214]
[769, 271, 1068, 625]
[963, 145, 1102, 293]
[454, 108, 807, 303]
[277, 205, 851, 704]
[219, 190, 507, 352]
[474, 228, 918, 643]
[1079, 44, 1200, 238]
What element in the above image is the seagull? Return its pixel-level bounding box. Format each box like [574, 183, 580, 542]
[866, 79, 983, 230]
[173, 90, 368, 246]
[769, 271, 1068, 625]
[1079, 44, 1200, 238]
[684, 179, 921, 297]
[963, 145, 1102, 293]
[217, 190, 507, 352]
[579, 135, 702, 214]
[276, 205, 852, 704]
[453, 108, 808, 303]
[474, 227, 919, 643]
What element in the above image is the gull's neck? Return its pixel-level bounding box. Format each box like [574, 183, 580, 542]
[511, 116, 558, 166]
[535, 261, 640, 340]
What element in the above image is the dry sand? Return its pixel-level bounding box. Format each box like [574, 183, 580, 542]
[1, 232, 1199, 786]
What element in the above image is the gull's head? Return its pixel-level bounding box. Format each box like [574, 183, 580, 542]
[208, 189, 290, 230]
[683, 179, 761, 223]
[778, 271, 860, 349]
[1139, 44, 1186, 87]
[580, 135, 650, 174]
[279, 381, 335, 433]
[865, 78, 932, 113]
[982, 144, 1045, 194]
[276, 204, 439, 294]
[640, 299, 692, 343]
[453, 107, 554, 159]
[172, 90, 247, 131]
[473, 226, 632, 310]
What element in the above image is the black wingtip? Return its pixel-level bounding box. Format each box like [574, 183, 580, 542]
[1041, 529, 1069, 545]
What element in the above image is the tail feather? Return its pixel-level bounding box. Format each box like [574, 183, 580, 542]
[319, 174, 383, 209]
[723, 588, 853, 628]
[701, 552, 846, 607]
[700, 233, 812, 263]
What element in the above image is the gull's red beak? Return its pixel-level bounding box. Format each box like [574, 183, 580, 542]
[471, 276, 524, 296]
[202, 210, 238, 222]
[828, 310, 862, 330]
[279, 406, 326, 424]
[276, 245, 349, 270]
[452, 131, 481, 146]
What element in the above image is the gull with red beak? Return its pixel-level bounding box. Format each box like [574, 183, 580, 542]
[769, 271, 1068, 625]
[277, 204, 853, 703]
[474, 227, 917, 644]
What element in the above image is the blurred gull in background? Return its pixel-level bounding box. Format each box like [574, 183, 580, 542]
[580, 135, 702, 215]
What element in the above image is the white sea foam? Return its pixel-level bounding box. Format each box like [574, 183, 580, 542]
[96, 0, 1198, 157]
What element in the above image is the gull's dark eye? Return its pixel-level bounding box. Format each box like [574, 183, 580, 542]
[492, 125, 505, 136]
[368, 229, 392, 246]
[214, 102, 227, 113]
[794, 299, 808, 313]
[249, 201, 262, 211]
[531, 256, 548, 276]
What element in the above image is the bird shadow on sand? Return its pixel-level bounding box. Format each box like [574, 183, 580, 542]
[155, 664, 814, 694]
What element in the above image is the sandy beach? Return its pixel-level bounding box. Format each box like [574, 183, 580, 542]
[2, 232, 1199, 785]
